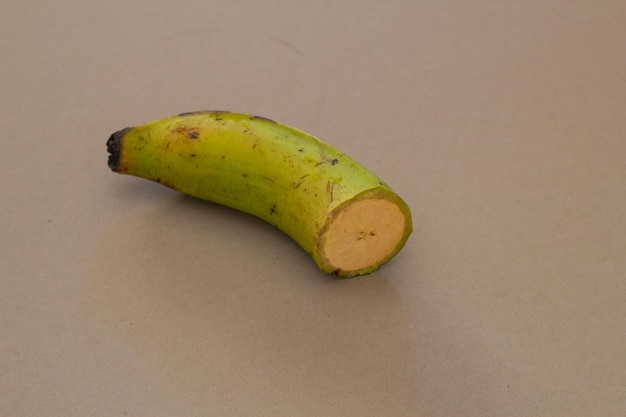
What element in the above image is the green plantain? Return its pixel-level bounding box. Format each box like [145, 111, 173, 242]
[107, 111, 412, 277]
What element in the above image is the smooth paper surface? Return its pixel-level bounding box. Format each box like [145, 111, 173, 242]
[2, 1, 625, 415]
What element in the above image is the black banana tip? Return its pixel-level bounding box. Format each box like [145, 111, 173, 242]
[106, 127, 130, 172]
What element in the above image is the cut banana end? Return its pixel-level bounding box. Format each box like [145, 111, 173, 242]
[319, 195, 409, 278]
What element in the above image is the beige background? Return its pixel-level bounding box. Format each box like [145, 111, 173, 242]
[2, 1, 625, 416]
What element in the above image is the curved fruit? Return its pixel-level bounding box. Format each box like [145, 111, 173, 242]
[106, 111, 412, 277]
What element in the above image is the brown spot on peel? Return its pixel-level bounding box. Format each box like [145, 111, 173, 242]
[326, 181, 335, 203]
[292, 173, 309, 189]
[250, 115, 277, 124]
[177, 110, 232, 117]
[171, 125, 200, 139]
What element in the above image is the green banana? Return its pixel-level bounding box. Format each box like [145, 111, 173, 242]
[106, 111, 412, 277]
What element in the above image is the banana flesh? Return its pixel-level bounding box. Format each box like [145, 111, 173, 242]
[107, 111, 412, 277]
